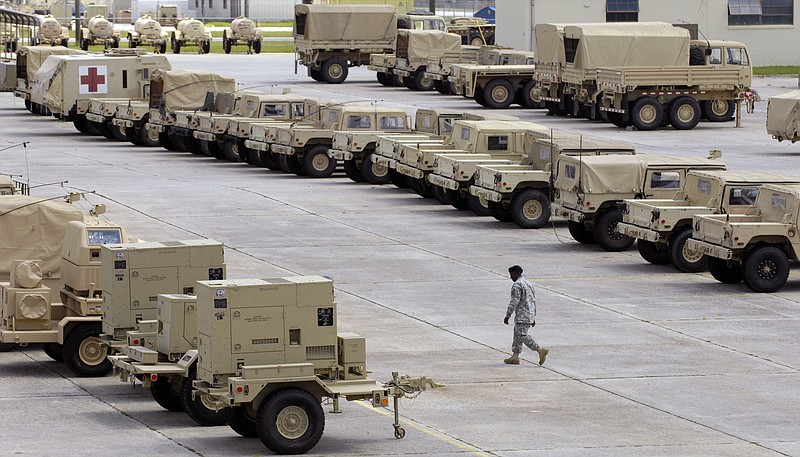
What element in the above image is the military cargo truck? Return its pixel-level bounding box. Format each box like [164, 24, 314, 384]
[391, 29, 462, 91]
[294, 4, 396, 84]
[466, 135, 635, 224]
[171, 18, 211, 54]
[550, 154, 726, 251]
[450, 49, 535, 100]
[14, 45, 86, 112]
[422, 44, 482, 93]
[191, 277, 440, 454]
[687, 183, 800, 293]
[127, 15, 168, 53]
[598, 40, 751, 130]
[223, 16, 262, 54]
[766, 90, 800, 143]
[618, 170, 799, 272]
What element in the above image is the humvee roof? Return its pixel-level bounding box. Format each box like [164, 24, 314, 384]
[687, 170, 798, 184]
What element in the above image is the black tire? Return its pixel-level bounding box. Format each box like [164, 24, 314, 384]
[388, 169, 407, 188]
[226, 404, 259, 437]
[377, 72, 394, 86]
[668, 96, 701, 130]
[112, 124, 129, 142]
[223, 136, 242, 162]
[150, 377, 185, 412]
[182, 369, 227, 425]
[200, 139, 225, 159]
[129, 37, 136, 48]
[99, 122, 115, 140]
[637, 240, 669, 265]
[742, 245, 790, 293]
[433, 80, 451, 94]
[202, 41, 211, 54]
[488, 201, 512, 222]
[126, 125, 144, 145]
[467, 194, 491, 216]
[321, 58, 348, 84]
[409, 177, 433, 198]
[253, 39, 262, 54]
[257, 388, 325, 455]
[343, 159, 364, 182]
[173, 40, 181, 54]
[223, 38, 231, 54]
[159, 41, 167, 54]
[278, 154, 306, 176]
[60, 38, 69, 47]
[402, 76, 415, 90]
[708, 257, 743, 284]
[667, 228, 708, 272]
[309, 68, 324, 82]
[568, 221, 596, 244]
[703, 100, 736, 122]
[260, 151, 281, 170]
[483, 79, 515, 109]
[431, 184, 453, 205]
[468, 33, 484, 46]
[63, 323, 111, 377]
[0, 342, 15, 352]
[73, 114, 89, 133]
[413, 70, 434, 91]
[137, 120, 160, 147]
[80, 39, 88, 51]
[85, 119, 103, 136]
[24, 99, 32, 112]
[448, 188, 470, 210]
[509, 189, 550, 229]
[631, 97, 664, 131]
[474, 87, 487, 107]
[303, 145, 336, 178]
[519, 80, 539, 108]
[361, 153, 391, 184]
[607, 112, 630, 128]
[593, 209, 634, 252]
[42, 343, 64, 362]
[689, 45, 705, 66]
[159, 131, 178, 150]
[170, 132, 190, 152]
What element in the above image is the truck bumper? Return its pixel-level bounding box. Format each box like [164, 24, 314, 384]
[109, 355, 189, 383]
[244, 139, 268, 151]
[395, 163, 424, 180]
[685, 239, 734, 260]
[552, 206, 585, 223]
[193, 131, 218, 142]
[271, 144, 295, 155]
[469, 186, 503, 203]
[84, 113, 106, 123]
[372, 155, 396, 169]
[328, 148, 353, 161]
[428, 174, 460, 191]
[145, 122, 164, 132]
[114, 118, 135, 128]
[616, 223, 661, 242]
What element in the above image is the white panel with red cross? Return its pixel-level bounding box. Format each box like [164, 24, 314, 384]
[78, 65, 109, 95]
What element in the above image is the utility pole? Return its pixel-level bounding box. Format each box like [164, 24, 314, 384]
[74, 0, 81, 43]
[429, 0, 435, 14]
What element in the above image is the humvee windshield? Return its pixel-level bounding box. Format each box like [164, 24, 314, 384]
[649, 171, 681, 189]
[487, 135, 509, 151]
[292, 103, 304, 117]
[346, 115, 371, 129]
[261, 103, 287, 117]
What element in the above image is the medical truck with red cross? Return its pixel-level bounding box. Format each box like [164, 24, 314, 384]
[29, 51, 171, 122]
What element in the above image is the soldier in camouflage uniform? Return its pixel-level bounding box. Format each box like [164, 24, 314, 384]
[503, 265, 548, 365]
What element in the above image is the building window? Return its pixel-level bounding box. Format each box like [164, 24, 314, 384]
[195, 0, 198, 7]
[728, 0, 793, 25]
[223, 0, 227, 9]
[606, 0, 638, 22]
[209, 0, 213, 8]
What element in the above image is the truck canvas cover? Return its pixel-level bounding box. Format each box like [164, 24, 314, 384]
[767, 90, 800, 142]
[534, 23, 566, 65]
[556, 154, 646, 194]
[564, 22, 689, 69]
[150, 69, 235, 111]
[0, 196, 84, 281]
[293, 4, 397, 42]
[398, 30, 462, 60]
[17, 46, 86, 80]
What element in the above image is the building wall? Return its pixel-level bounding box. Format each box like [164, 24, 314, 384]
[496, 0, 799, 66]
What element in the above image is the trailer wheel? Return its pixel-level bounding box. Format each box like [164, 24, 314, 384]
[361, 152, 391, 184]
[376, 72, 394, 86]
[703, 100, 736, 122]
[388, 169, 407, 188]
[302, 145, 336, 178]
[668, 96, 701, 130]
[172, 40, 181, 54]
[321, 58, 348, 84]
[483, 79, 514, 109]
[467, 194, 491, 216]
[667, 228, 707, 272]
[343, 159, 365, 182]
[226, 404, 259, 437]
[468, 33, 484, 46]
[42, 343, 64, 361]
[510, 189, 550, 228]
[150, 376, 184, 412]
[253, 39, 262, 54]
[223, 38, 231, 54]
[60, 38, 69, 47]
[257, 388, 325, 455]
[63, 322, 111, 377]
[708, 258, 743, 284]
[80, 39, 88, 51]
[593, 209, 634, 251]
[568, 221, 596, 244]
[742, 245, 789, 293]
[519, 80, 540, 108]
[631, 97, 664, 131]
[182, 369, 227, 425]
[159, 41, 167, 54]
[488, 201, 512, 222]
[413, 70, 434, 91]
[637, 240, 669, 265]
[202, 41, 211, 54]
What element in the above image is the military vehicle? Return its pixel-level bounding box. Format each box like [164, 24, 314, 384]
[423, 44, 509, 94]
[157, 4, 179, 27]
[460, 59, 538, 109]
[83, 97, 141, 140]
[0, 175, 27, 195]
[550, 154, 726, 251]
[171, 18, 211, 54]
[687, 183, 800, 293]
[371, 29, 462, 91]
[449, 49, 535, 98]
[127, 15, 168, 53]
[32, 15, 69, 47]
[222, 16, 262, 54]
[31, 52, 171, 121]
[766, 90, 800, 143]
[464, 135, 634, 223]
[396, 11, 446, 32]
[79, 12, 121, 50]
[446, 16, 495, 46]
[13, 45, 85, 112]
[270, 104, 410, 178]
[190, 277, 441, 454]
[597, 39, 751, 130]
[294, 4, 396, 84]
[617, 170, 799, 272]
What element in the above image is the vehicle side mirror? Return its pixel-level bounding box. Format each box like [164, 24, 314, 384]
[705, 48, 713, 56]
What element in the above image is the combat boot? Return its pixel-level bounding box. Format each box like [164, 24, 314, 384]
[536, 347, 549, 365]
[503, 353, 520, 365]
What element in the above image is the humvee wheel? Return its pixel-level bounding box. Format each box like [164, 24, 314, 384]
[159, 131, 178, 150]
[303, 145, 336, 178]
[388, 169, 407, 188]
[126, 125, 145, 145]
[321, 58, 348, 84]
[377, 72, 394, 87]
[151, 376, 184, 412]
[42, 343, 64, 362]
[668, 228, 707, 272]
[742, 245, 789, 293]
[594, 209, 634, 251]
[431, 184, 453, 205]
[85, 120, 104, 136]
[223, 137, 242, 162]
[139, 121, 161, 147]
[278, 154, 306, 176]
[448, 188, 469, 210]
[413, 70, 434, 91]
[99, 122, 115, 140]
[637, 240, 669, 265]
[409, 177, 433, 198]
[668, 96, 701, 130]
[260, 151, 281, 171]
[631, 97, 664, 131]
[488, 201, 512, 222]
[467, 194, 491, 216]
[568, 221, 596, 244]
[257, 388, 325, 455]
[200, 139, 225, 160]
[361, 153, 391, 184]
[73, 114, 89, 133]
[63, 323, 111, 377]
[113, 125, 129, 142]
[433, 80, 451, 94]
[182, 369, 226, 425]
[510, 189, 550, 229]
[703, 99, 736, 122]
[484, 79, 514, 109]
[226, 404, 259, 437]
[0, 343, 14, 352]
[708, 258, 743, 284]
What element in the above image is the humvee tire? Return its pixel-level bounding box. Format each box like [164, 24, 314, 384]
[431, 184, 453, 205]
[223, 136, 242, 162]
[708, 258, 742, 284]
[321, 58, 348, 84]
[200, 139, 225, 159]
[510, 189, 549, 229]
[668, 97, 701, 130]
[113, 125, 129, 142]
[742, 245, 790, 293]
[433, 80, 451, 94]
[63, 323, 111, 377]
[98, 122, 115, 140]
[172, 39, 181, 54]
[637, 240, 669, 264]
[668, 228, 707, 272]
[448, 189, 470, 210]
[703, 100, 736, 122]
[159, 131, 178, 150]
[303, 145, 336, 178]
[259, 151, 282, 171]
[137, 120, 161, 147]
[73, 115, 89, 133]
[0, 342, 14, 352]
[226, 404, 259, 437]
[150, 377, 184, 412]
[488, 201, 512, 222]
[42, 343, 64, 362]
[377, 72, 394, 86]
[278, 154, 306, 176]
[388, 169, 407, 188]
[201, 40, 211, 54]
[159, 41, 167, 54]
[223, 38, 231, 54]
[467, 194, 491, 216]
[257, 388, 325, 455]
[413, 70, 434, 91]
[182, 369, 226, 425]
[593, 209, 634, 251]
[568, 221, 596, 244]
[343, 159, 364, 182]
[409, 177, 433, 198]
[483, 79, 515, 109]
[361, 153, 391, 184]
[631, 97, 664, 131]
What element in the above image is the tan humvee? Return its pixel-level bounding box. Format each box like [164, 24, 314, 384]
[618, 170, 800, 272]
[393, 29, 462, 91]
[687, 183, 800, 293]
[14, 45, 86, 111]
[766, 90, 800, 143]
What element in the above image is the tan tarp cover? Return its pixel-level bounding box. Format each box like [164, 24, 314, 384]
[30, 53, 63, 106]
[564, 22, 689, 69]
[398, 30, 462, 60]
[767, 90, 800, 141]
[19, 46, 86, 80]
[556, 154, 646, 194]
[0, 196, 83, 281]
[152, 69, 235, 111]
[294, 4, 396, 42]
[534, 23, 566, 65]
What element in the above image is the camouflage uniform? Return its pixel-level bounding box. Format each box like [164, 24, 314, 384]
[505, 276, 538, 354]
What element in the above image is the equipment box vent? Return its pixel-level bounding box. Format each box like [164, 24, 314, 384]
[306, 345, 335, 360]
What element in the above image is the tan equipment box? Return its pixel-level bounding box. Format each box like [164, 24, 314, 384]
[195, 276, 336, 384]
[1, 260, 51, 331]
[156, 293, 198, 360]
[101, 240, 226, 339]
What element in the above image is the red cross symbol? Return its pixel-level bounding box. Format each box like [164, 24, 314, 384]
[81, 67, 106, 93]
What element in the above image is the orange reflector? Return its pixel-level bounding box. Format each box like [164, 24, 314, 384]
[381, 398, 389, 406]
[150, 374, 157, 381]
